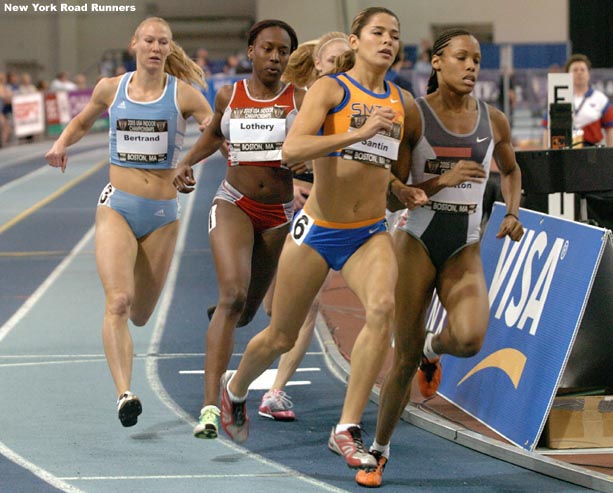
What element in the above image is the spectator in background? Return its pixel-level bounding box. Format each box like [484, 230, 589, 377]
[223, 54, 240, 75]
[543, 54, 613, 147]
[497, 65, 516, 121]
[99, 53, 116, 78]
[235, 52, 252, 74]
[121, 44, 136, 73]
[36, 79, 49, 92]
[565, 54, 613, 146]
[18, 73, 38, 94]
[194, 47, 212, 77]
[3, 71, 19, 120]
[7, 71, 21, 92]
[0, 71, 12, 146]
[73, 73, 88, 90]
[414, 38, 433, 75]
[49, 71, 78, 92]
[386, 48, 414, 96]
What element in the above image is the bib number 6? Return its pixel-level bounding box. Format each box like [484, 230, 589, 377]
[292, 214, 310, 242]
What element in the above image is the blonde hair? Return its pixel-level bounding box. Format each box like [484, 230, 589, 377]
[133, 17, 207, 89]
[314, 32, 350, 61]
[282, 41, 317, 87]
[282, 31, 350, 86]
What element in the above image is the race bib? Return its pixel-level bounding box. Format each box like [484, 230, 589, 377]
[116, 119, 168, 163]
[342, 116, 401, 168]
[291, 210, 314, 245]
[229, 106, 287, 163]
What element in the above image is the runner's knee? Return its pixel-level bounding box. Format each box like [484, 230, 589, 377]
[217, 286, 248, 320]
[448, 328, 484, 357]
[364, 294, 395, 337]
[105, 291, 133, 319]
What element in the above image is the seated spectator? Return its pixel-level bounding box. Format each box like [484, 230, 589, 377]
[18, 72, 38, 94]
[36, 79, 49, 92]
[73, 73, 88, 89]
[386, 50, 414, 95]
[0, 71, 13, 145]
[235, 52, 252, 74]
[223, 54, 240, 75]
[99, 53, 115, 77]
[49, 72, 78, 92]
[121, 44, 136, 73]
[194, 47, 212, 77]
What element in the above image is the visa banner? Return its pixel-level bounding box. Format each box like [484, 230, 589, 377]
[434, 203, 609, 450]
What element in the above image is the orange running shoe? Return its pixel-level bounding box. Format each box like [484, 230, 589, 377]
[417, 354, 441, 398]
[355, 450, 387, 488]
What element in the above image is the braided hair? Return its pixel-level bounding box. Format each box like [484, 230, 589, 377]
[426, 28, 472, 94]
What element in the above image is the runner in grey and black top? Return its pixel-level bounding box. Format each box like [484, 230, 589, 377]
[399, 96, 494, 269]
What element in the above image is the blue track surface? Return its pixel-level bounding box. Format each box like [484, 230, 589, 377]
[0, 133, 596, 492]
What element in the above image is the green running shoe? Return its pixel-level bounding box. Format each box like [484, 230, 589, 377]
[193, 405, 220, 439]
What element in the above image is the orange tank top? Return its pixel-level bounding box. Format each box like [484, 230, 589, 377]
[322, 73, 404, 169]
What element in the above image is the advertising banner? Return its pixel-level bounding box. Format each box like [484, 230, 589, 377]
[431, 203, 609, 450]
[12, 92, 45, 137]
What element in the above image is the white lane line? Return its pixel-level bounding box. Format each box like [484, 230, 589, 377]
[144, 165, 349, 493]
[0, 160, 106, 235]
[0, 441, 86, 493]
[60, 472, 307, 481]
[0, 226, 95, 344]
[0, 165, 49, 194]
[0, 358, 106, 369]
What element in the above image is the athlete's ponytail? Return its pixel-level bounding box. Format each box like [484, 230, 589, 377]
[132, 17, 207, 89]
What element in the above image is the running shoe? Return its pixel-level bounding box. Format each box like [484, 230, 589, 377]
[219, 371, 249, 443]
[193, 405, 220, 439]
[258, 389, 296, 421]
[328, 426, 377, 469]
[355, 450, 388, 488]
[116, 391, 142, 427]
[417, 353, 442, 398]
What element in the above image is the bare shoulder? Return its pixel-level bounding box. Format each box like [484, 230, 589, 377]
[487, 103, 512, 143]
[305, 75, 344, 108]
[400, 87, 415, 106]
[487, 104, 510, 130]
[176, 79, 204, 97]
[214, 83, 234, 110]
[293, 85, 307, 110]
[91, 76, 121, 105]
[404, 92, 422, 143]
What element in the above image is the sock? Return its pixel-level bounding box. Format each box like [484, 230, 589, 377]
[423, 332, 439, 361]
[335, 423, 359, 433]
[371, 439, 390, 459]
[227, 373, 248, 402]
[200, 404, 218, 414]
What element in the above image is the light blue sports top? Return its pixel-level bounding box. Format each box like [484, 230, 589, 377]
[109, 72, 186, 169]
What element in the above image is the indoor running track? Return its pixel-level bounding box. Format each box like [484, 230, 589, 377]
[0, 128, 592, 492]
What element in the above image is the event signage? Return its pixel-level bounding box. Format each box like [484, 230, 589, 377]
[12, 92, 45, 137]
[432, 203, 609, 450]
